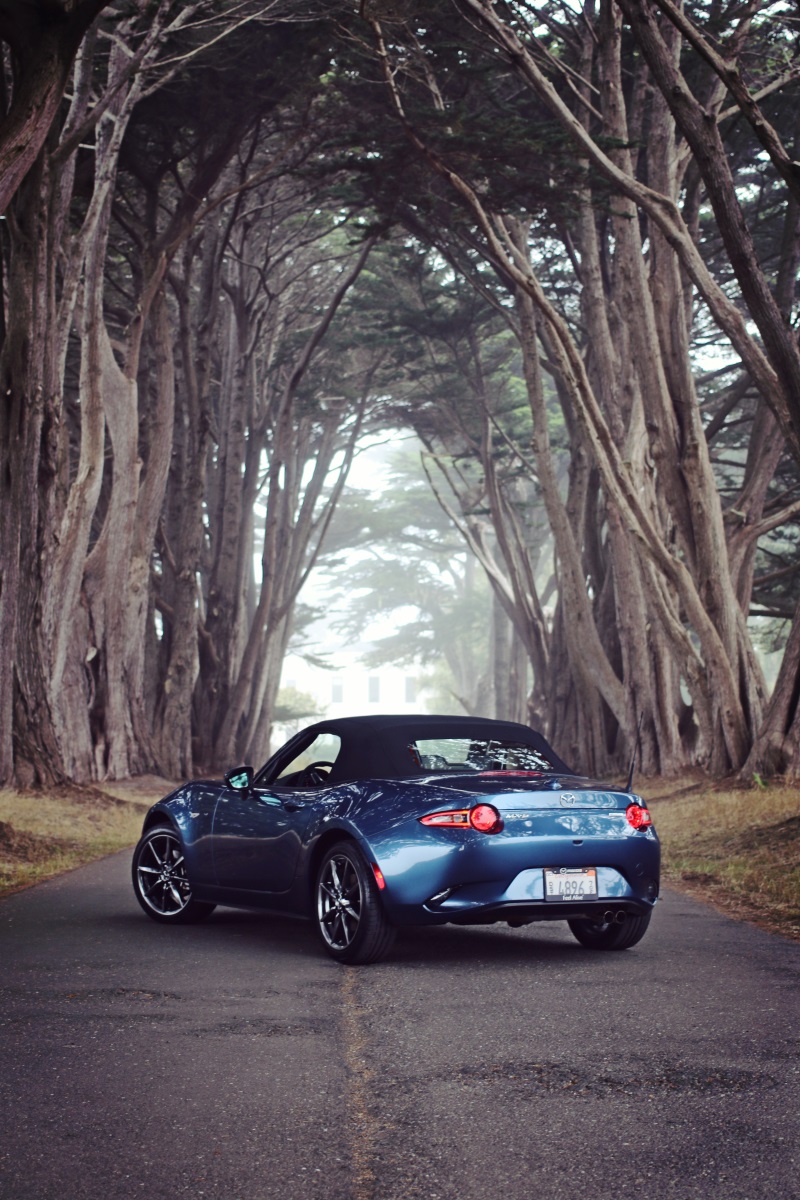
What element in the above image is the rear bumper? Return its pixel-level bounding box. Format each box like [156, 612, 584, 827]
[368, 824, 660, 927]
[443, 896, 656, 927]
[380, 863, 659, 927]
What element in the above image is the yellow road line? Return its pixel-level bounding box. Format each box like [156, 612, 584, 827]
[340, 968, 378, 1200]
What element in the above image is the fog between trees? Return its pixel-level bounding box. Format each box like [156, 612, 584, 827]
[0, 0, 798, 785]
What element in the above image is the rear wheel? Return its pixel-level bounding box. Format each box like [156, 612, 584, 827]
[568, 910, 652, 950]
[132, 825, 216, 924]
[315, 840, 395, 965]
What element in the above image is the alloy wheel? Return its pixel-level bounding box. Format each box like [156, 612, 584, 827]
[135, 829, 192, 918]
[317, 852, 363, 951]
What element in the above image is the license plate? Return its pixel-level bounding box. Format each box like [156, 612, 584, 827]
[544, 867, 597, 899]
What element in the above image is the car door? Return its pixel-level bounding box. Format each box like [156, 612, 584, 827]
[210, 786, 315, 895]
[211, 728, 343, 896]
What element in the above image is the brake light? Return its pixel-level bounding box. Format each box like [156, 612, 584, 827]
[626, 803, 652, 830]
[476, 770, 543, 778]
[420, 805, 503, 834]
[470, 804, 503, 832]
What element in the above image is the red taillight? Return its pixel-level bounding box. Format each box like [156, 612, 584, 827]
[420, 805, 503, 834]
[470, 804, 503, 833]
[420, 809, 470, 827]
[626, 803, 652, 830]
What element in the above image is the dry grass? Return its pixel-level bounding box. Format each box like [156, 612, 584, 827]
[1, 775, 798, 941]
[0, 776, 175, 895]
[646, 776, 800, 941]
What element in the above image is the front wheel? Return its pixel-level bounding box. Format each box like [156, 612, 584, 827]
[315, 840, 395, 964]
[568, 910, 652, 951]
[132, 825, 216, 924]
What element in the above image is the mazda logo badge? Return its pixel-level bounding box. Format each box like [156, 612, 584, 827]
[560, 792, 577, 807]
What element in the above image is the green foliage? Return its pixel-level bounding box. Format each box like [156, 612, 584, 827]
[316, 443, 494, 707]
[334, 237, 562, 471]
[121, 18, 334, 176]
[414, 659, 473, 716]
[309, 1, 591, 250]
[273, 686, 325, 724]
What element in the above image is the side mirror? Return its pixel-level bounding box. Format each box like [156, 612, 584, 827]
[224, 765, 254, 791]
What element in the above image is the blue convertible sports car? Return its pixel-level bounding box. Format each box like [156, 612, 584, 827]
[132, 715, 660, 963]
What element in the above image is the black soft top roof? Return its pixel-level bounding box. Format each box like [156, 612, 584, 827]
[266, 713, 573, 783]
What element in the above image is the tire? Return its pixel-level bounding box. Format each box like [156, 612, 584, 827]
[568, 910, 652, 951]
[315, 840, 395, 965]
[132, 825, 216, 925]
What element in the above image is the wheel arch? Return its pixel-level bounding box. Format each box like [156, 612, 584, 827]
[131, 819, 216, 924]
[306, 828, 365, 906]
[141, 808, 177, 835]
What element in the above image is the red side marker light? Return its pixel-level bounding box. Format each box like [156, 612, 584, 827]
[371, 863, 387, 890]
[626, 803, 652, 830]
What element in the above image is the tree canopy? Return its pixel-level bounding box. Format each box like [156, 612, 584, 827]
[1, 0, 798, 784]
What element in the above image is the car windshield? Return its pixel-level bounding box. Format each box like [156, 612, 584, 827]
[410, 737, 554, 773]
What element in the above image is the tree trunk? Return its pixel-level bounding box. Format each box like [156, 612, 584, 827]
[744, 597, 800, 776]
[0, 0, 109, 214]
[0, 157, 66, 784]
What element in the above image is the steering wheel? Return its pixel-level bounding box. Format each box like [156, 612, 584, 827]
[303, 760, 335, 786]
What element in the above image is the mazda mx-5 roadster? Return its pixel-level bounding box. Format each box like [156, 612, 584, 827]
[131, 714, 659, 963]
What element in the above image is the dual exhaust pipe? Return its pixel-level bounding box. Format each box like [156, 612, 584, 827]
[603, 909, 627, 924]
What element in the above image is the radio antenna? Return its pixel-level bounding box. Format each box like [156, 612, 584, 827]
[625, 712, 645, 793]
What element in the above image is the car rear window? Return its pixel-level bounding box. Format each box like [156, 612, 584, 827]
[409, 737, 554, 773]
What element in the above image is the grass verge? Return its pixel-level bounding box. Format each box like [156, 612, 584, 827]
[647, 777, 800, 941]
[0, 777, 173, 896]
[1, 775, 798, 941]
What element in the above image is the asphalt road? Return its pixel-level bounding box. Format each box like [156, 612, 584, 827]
[1, 853, 798, 1200]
